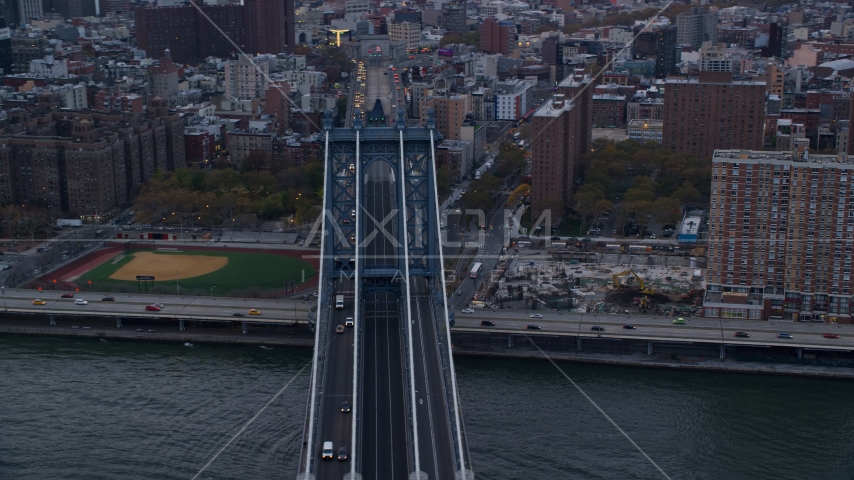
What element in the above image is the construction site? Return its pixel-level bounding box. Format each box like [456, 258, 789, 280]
[465, 244, 708, 317]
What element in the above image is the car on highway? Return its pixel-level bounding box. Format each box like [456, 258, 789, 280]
[336, 325, 345, 334]
[101, 296, 114, 301]
[145, 305, 161, 311]
[74, 299, 88, 305]
[735, 331, 751, 338]
[337, 447, 348, 461]
[461, 308, 475, 314]
[550, 236, 560, 241]
[232, 313, 245, 317]
[345, 317, 354, 327]
[321, 441, 334, 460]
[249, 309, 261, 315]
[581, 238, 592, 242]
[673, 317, 686, 325]
[32, 299, 46, 305]
[622, 324, 635, 329]
[341, 400, 351, 413]
[526, 324, 541, 330]
[529, 314, 543, 318]
[61, 293, 74, 298]
[777, 332, 793, 339]
[823, 333, 839, 339]
[480, 320, 495, 326]
[591, 325, 605, 331]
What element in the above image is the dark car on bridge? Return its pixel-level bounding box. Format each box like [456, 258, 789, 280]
[622, 324, 635, 329]
[823, 333, 839, 339]
[145, 305, 160, 311]
[735, 331, 750, 338]
[591, 326, 605, 332]
[526, 324, 541, 330]
[480, 320, 495, 326]
[341, 400, 351, 413]
[777, 332, 793, 339]
[101, 296, 114, 301]
[61, 293, 74, 298]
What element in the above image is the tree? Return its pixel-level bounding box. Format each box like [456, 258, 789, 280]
[574, 191, 601, 234]
[673, 180, 702, 206]
[654, 197, 683, 228]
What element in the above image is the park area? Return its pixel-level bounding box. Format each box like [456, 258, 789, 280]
[35, 246, 318, 297]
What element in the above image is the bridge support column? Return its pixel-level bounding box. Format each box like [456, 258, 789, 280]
[179, 319, 185, 331]
[116, 317, 122, 328]
[720, 344, 726, 359]
[797, 347, 803, 359]
[49, 314, 56, 326]
[242, 322, 248, 334]
[508, 335, 513, 348]
[577, 336, 582, 351]
[647, 341, 653, 355]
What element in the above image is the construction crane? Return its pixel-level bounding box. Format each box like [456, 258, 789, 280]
[612, 269, 655, 296]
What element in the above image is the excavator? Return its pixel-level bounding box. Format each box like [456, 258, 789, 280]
[612, 269, 655, 296]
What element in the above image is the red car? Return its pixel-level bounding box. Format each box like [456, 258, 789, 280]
[823, 333, 839, 339]
[145, 305, 161, 311]
[61, 293, 74, 298]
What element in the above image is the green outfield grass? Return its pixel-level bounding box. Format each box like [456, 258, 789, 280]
[81, 250, 316, 296]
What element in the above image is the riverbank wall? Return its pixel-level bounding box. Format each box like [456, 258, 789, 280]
[3, 323, 854, 379]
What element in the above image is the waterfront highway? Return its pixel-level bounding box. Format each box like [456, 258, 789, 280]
[0, 290, 311, 323]
[456, 310, 854, 350]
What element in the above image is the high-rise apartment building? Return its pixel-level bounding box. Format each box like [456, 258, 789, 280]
[264, 80, 291, 135]
[662, 72, 766, 160]
[389, 21, 420, 50]
[634, 25, 677, 79]
[705, 149, 854, 323]
[16, 0, 42, 24]
[420, 96, 469, 141]
[224, 55, 270, 100]
[480, 18, 515, 55]
[147, 52, 179, 99]
[676, 6, 718, 49]
[0, 18, 11, 75]
[557, 72, 593, 160]
[530, 94, 578, 222]
[135, 0, 293, 63]
[441, 2, 467, 35]
[243, 0, 291, 55]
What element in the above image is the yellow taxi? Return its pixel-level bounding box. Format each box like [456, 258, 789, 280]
[32, 299, 46, 305]
[249, 309, 261, 315]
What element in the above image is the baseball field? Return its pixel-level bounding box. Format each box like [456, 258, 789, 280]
[80, 249, 316, 295]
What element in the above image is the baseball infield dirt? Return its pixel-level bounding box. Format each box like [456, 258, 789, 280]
[110, 252, 228, 281]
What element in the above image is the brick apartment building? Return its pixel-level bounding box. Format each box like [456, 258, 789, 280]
[420, 96, 469, 141]
[662, 72, 766, 160]
[0, 107, 185, 218]
[480, 18, 515, 55]
[135, 0, 294, 63]
[530, 94, 579, 222]
[705, 149, 854, 323]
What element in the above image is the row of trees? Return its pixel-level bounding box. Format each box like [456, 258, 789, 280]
[133, 161, 324, 228]
[0, 206, 52, 241]
[572, 139, 711, 234]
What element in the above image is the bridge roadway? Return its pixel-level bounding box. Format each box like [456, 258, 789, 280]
[0, 290, 310, 323]
[455, 310, 854, 350]
[313, 279, 355, 479]
[359, 172, 410, 478]
[410, 277, 457, 479]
